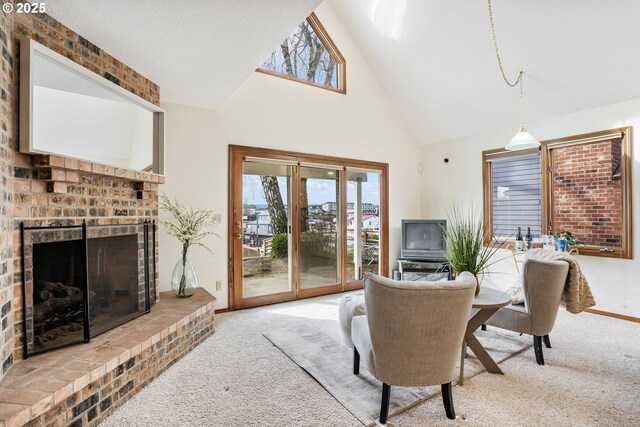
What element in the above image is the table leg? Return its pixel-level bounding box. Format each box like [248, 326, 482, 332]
[511, 250, 520, 273]
[465, 330, 504, 374]
[464, 308, 504, 375]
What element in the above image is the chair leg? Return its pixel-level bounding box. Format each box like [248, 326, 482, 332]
[379, 383, 391, 425]
[441, 382, 456, 420]
[459, 340, 466, 386]
[543, 334, 551, 348]
[481, 324, 487, 331]
[533, 336, 545, 365]
[353, 348, 360, 375]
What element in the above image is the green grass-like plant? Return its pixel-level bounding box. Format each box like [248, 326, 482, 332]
[443, 205, 504, 280]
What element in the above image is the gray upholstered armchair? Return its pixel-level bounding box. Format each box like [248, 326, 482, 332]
[351, 273, 476, 424]
[485, 258, 569, 365]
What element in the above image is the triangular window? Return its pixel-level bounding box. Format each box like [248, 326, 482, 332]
[258, 13, 346, 93]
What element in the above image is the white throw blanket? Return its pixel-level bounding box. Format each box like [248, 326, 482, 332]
[507, 249, 596, 314]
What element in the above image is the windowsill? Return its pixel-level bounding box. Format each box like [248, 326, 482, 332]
[485, 239, 630, 259]
[570, 248, 630, 259]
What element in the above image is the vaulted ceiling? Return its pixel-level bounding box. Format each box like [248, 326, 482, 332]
[330, 0, 640, 144]
[46, 0, 640, 145]
[45, 0, 322, 108]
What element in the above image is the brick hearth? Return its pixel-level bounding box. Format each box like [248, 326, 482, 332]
[0, 289, 215, 427]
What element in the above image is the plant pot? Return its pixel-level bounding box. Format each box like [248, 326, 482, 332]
[171, 248, 198, 298]
[452, 269, 481, 296]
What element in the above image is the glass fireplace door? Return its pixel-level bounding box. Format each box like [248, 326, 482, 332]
[21, 223, 153, 358]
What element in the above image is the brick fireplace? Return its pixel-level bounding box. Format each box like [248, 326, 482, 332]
[0, 5, 217, 427]
[0, 6, 163, 378]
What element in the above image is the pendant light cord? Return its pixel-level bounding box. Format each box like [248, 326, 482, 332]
[488, 0, 525, 130]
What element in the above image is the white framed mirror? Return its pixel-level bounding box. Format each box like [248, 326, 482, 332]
[19, 38, 165, 174]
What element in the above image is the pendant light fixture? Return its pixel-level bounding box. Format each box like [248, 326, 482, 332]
[488, 0, 540, 151]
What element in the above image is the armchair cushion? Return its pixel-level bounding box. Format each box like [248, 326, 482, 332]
[339, 292, 366, 347]
[485, 303, 531, 334]
[352, 315, 376, 377]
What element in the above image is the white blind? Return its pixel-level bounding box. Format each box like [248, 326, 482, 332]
[299, 161, 343, 170]
[545, 132, 623, 149]
[245, 156, 297, 166]
[491, 154, 542, 239]
[485, 148, 539, 162]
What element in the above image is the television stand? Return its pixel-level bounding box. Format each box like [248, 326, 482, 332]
[396, 259, 451, 282]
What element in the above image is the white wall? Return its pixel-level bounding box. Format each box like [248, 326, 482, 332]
[158, 103, 227, 304]
[160, 2, 422, 309]
[421, 97, 640, 318]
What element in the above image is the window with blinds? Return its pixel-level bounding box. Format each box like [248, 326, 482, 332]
[482, 127, 631, 258]
[489, 154, 542, 240]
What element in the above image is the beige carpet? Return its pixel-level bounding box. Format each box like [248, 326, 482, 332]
[264, 323, 530, 426]
[100, 292, 640, 427]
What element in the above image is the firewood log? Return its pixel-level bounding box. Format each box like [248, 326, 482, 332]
[33, 291, 84, 324]
[35, 280, 81, 303]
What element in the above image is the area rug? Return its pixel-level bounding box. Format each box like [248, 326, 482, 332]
[263, 324, 530, 426]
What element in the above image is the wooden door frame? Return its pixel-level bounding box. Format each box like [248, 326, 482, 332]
[228, 145, 389, 311]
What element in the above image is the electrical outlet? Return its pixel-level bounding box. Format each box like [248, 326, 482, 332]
[216, 280, 222, 291]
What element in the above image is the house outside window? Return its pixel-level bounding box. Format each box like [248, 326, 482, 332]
[483, 127, 632, 259]
[483, 149, 542, 241]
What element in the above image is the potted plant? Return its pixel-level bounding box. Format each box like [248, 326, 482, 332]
[443, 206, 503, 295]
[159, 194, 221, 297]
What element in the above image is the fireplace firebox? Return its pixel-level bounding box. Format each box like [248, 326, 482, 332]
[20, 222, 156, 357]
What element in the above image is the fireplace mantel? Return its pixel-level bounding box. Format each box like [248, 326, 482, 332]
[31, 154, 165, 195]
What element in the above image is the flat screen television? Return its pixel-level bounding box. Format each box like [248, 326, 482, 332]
[401, 219, 447, 261]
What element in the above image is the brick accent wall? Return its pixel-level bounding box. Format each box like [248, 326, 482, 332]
[551, 138, 623, 247]
[0, 3, 162, 381]
[0, 3, 16, 382]
[14, 13, 159, 106]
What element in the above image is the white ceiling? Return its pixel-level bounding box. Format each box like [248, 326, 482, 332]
[45, 0, 321, 109]
[330, 0, 640, 144]
[46, 1, 640, 145]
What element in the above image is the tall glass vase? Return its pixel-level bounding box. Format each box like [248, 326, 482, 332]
[172, 246, 198, 298]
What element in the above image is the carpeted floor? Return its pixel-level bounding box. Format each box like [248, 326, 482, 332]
[263, 323, 531, 426]
[100, 292, 640, 427]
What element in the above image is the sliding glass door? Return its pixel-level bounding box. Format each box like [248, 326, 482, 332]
[346, 169, 382, 284]
[229, 146, 388, 309]
[241, 161, 294, 301]
[298, 165, 342, 295]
